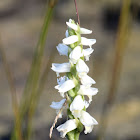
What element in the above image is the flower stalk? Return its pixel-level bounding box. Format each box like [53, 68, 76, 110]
[50, 19, 98, 140]
[74, 0, 80, 25]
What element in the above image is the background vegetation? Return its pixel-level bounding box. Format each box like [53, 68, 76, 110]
[0, 0, 140, 140]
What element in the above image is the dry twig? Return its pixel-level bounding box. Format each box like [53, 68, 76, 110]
[49, 100, 67, 138]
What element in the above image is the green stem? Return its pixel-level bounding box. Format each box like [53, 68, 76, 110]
[26, 41, 57, 139]
[67, 131, 75, 140]
[25, 2, 57, 140]
[67, 131, 80, 140]
[74, 132, 80, 140]
[21, 1, 54, 116]
[11, 0, 57, 140]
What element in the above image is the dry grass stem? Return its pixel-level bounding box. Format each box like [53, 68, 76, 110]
[49, 100, 67, 138]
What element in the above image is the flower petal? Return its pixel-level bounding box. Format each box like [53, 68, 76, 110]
[65, 30, 69, 37]
[57, 76, 68, 85]
[66, 22, 77, 31]
[55, 79, 75, 93]
[79, 73, 96, 86]
[66, 21, 92, 34]
[80, 110, 98, 127]
[84, 125, 94, 134]
[81, 37, 96, 47]
[57, 119, 78, 138]
[69, 46, 83, 64]
[84, 100, 89, 109]
[70, 95, 84, 111]
[50, 99, 66, 118]
[77, 85, 98, 103]
[80, 27, 92, 34]
[76, 59, 89, 73]
[50, 99, 66, 110]
[63, 35, 78, 45]
[83, 48, 94, 61]
[56, 44, 69, 56]
[51, 63, 71, 74]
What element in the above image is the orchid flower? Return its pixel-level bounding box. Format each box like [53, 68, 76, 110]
[51, 63, 71, 77]
[55, 76, 76, 97]
[78, 85, 98, 103]
[66, 19, 92, 34]
[56, 44, 69, 56]
[78, 73, 96, 86]
[69, 46, 83, 64]
[83, 48, 94, 61]
[76, 59, 89, 74]
[70, 95, 98, 134]
[57, 119, 78, 138]
[50, 99, 66, 118]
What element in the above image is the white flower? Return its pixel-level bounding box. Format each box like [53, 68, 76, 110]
[76, 59, 89, 74]
[84, 100, 90, 108]
[50, 99, 66, 110]
[69, 95, 97, 134]
[70, 95, 85, 118]
[51, 63, 71, 77]
[69, 47, 94, 64]
[56, 44, 69, 56]
[69, 46, 83, 64]
[57, 76, 68, 85]
[70, 95, 89, 118]
[57, 119, 78, 138]
[81, 37, 96, 47]
[78, 73, 96, 86]
[66, 21, 92, 34]
[80, 110, 98, 134]
[83, 48, 94, 61]
[55, 79, 75, 97]
[50, 99, 66, 118]
[77, 85, 98, 103]
[63, 35, 78, 45]
[63, 36, 96, 48]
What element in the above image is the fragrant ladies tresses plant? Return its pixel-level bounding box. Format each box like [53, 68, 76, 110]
[50, 19, 98, 140]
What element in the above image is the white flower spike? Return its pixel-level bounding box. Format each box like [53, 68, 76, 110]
[50, 19, 98, 139]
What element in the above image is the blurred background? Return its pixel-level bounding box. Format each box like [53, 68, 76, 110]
[0, 0, 140, 140]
